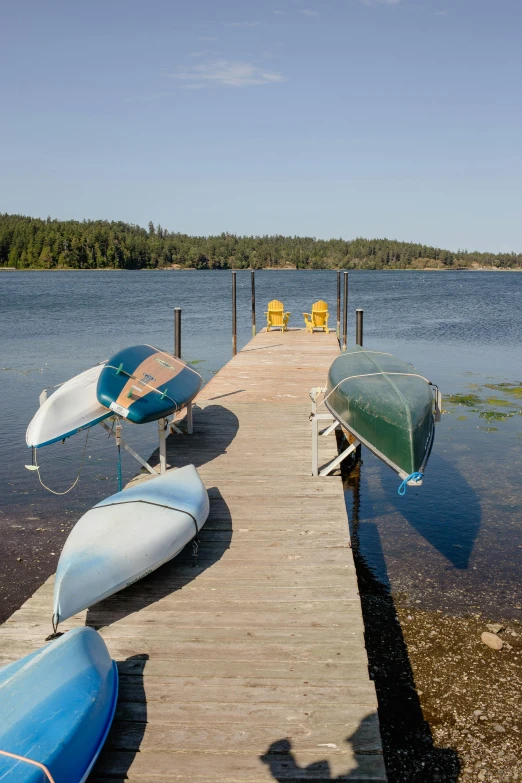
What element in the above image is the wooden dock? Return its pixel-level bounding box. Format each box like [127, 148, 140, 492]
[0, 329, 387, 782]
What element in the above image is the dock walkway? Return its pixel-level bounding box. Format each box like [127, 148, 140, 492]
[0, 329, 386, 782]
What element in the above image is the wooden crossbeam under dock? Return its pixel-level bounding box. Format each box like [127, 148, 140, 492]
[0, 328, 387, 782]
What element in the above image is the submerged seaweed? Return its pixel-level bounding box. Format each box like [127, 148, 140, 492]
[485, 397, 513, 407]
[485, 382, 522, 398]
[446, 384, 522, 426]
[446, 393, 481, 407]
[479, 410, 514, 421]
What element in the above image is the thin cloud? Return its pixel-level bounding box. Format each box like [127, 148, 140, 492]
[225, 21, 261, 27]
[435, 10, 448, 15]
[300, 8, 320, 16]
[123, 90, 177, 103]
[190, 49, 220, 57]
[171, 59, 285, 88]
[198, 36, 218, 41]
[272, 9, 286, 14]
[361, 0, 400, 5]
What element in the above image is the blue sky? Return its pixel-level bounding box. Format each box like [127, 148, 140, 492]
[1, 0, 521, 252]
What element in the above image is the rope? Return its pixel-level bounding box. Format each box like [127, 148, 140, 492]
[117, 444, 122, 492]
[93, 498, 199, 529]
[398, 471, 424, 495]
[0, 750, 56, 783]
[192, 534, 200, 568]
[34, 429, 90, 495]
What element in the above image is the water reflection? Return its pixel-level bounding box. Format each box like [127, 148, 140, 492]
[377, 453, 481, 570]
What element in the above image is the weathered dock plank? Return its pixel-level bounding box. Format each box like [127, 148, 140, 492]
[0, 328, 387, 782]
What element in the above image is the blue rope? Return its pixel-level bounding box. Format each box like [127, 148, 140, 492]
[117, 445, 122, 493]
[398, 471, 423, 496]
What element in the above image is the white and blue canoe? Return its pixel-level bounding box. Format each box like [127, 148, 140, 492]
[26, 364, 112, 449]
[53, 465, 209, 626]
[0, 627, 117, 782]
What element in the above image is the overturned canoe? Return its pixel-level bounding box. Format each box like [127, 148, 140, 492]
[53, 465, 209, 625]
[26, 364, 112, 449]
[325, 347, 435, 481]
[0, 627, 117, 783]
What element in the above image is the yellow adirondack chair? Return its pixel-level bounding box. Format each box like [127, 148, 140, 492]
[303, 300, 330, 334]
[265, 300, 290, 332]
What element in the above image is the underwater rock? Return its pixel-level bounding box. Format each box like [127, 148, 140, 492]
[481, 632, 503, 651]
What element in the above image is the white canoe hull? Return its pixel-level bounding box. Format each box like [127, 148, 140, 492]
[26, 364, 112, 448]
[53, 465, 209, 624]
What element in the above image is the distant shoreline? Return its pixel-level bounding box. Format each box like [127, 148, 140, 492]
[3, 214, 521, 272]
[1, 266, 521, 273]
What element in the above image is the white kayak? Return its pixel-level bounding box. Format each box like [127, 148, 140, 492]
[26, 364, 112, 448]
[53, 465, 209, 626]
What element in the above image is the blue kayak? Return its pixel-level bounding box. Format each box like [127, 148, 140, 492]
[96, 344, 202, 424]
[0, 627, 118, 783]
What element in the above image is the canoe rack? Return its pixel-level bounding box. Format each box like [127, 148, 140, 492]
[310, 387, 360, 477]
[100, 402, 193, 477]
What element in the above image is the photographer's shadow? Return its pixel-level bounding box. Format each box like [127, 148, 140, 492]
[260, 715, 384, 781]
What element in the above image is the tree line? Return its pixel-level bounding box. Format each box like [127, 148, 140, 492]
[1, 213, 520, 270]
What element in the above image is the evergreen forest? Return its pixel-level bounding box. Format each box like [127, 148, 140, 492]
[1, 213, 520, 271]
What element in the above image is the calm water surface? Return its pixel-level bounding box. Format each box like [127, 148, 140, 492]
[1, 270, 521, 620]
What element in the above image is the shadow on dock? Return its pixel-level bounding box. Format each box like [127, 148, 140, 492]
[90, 653, 148, 781]
[342, 447, 461, 782]
[148, 404, 240, 471]
[241, 341, 284, 352]
[260, 715, 384, 781]
[85, 487, 233, 630]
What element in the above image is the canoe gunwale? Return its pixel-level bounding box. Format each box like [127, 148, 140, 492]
[28, 410, 113, 449]
[324, 398, 435, 482]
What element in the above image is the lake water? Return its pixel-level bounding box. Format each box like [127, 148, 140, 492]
[1, 270, 521, 622]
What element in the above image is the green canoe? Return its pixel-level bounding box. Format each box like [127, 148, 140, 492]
[325, 347, 435, 482]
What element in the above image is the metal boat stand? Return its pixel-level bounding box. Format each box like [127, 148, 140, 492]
[100, 420, 160, 476]
[310, 387, 360, 477]
[169, 402, 193, 437]
[100, 401, 194, 477]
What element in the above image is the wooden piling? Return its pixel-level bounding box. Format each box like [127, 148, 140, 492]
[232, 271, 237, 356]
[174, 308, 181, 359]
[356, 308, 364, 347]
[336, 270, 341, 341]
[251, 270, 256, 338]
[342, 271, 348, 351]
